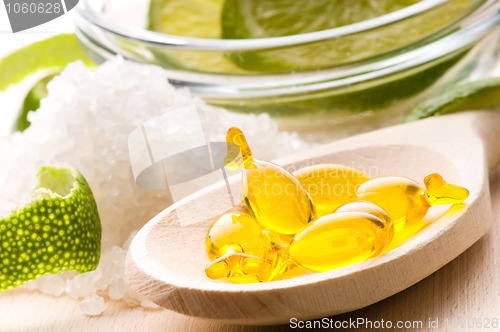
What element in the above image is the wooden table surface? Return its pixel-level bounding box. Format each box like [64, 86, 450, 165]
[0, 173, 499, 332]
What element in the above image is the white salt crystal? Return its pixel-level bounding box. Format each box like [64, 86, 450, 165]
[0, 57, 310, 308]
[67, 272, 101, 299]
[38, 274, 65, 296]
[80, 294, 107, 316]
[22, 279, 39, 291]
[140, 299, 159, 309]
[108, 279, 128, 300]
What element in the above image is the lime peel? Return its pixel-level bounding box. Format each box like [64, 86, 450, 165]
[0, 166, 102, 292]
[13, 73, 57, 133]
[0, 34, 95, 91]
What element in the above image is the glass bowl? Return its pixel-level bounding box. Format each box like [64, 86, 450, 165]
[74, 0, 500, 141]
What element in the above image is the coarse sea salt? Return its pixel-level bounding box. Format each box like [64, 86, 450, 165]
[80, 293, 107, 316]
[0, 58, 310, 314]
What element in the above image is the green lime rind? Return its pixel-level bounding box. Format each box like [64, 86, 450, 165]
[0, 166, 102, 292]
[0, 34, 95, 91]
[147, 0, 162, 31]
[13, 73, 57, 133]
[405, 77, 500, 121]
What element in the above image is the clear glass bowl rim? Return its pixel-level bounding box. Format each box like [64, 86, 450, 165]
[74, 0, 499, 99]
[76, 0, 452, 51]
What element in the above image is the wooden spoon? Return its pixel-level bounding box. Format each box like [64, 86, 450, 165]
[126, 110, 500, 325]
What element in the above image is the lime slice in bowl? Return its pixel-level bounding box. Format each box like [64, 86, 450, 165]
[0, 166, 101, 292]
[221, 0, 480, 72]
[148, 0, 222, 38]
[147, 0, 246, 73]
[222, 0, 417, 38]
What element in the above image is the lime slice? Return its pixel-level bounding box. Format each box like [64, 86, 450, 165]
[0, 34, 94, 91]
[147, 0, 245, 73]
[221, 0, 479, 72]
[13, 73, 57, 133]
[0, 166, 102, 292]
[222, 0, 418, 38]
[405, 77, 500, 121]
[148, 0, 222, 38]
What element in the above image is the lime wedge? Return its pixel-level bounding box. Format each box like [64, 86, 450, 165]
[147, 0, 245, 73]
[0, 34, 94, 91]
[0, 166, 102, 292]
[405, 77, 500, 121]
[221, 0, 478, 72]
[13, 73, 57, 133]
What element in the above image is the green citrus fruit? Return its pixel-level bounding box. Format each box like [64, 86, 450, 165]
[0, 166, 102, 292]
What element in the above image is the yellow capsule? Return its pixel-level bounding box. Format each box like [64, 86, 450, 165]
[294, 164, 370, 217]
[259, 230, 294, 281]
[226, 127, 315, 236]
[357, 176, 428, 231]
[289, 212, 387, 272]
[205, 208, 263, 261]
[424, 173, 469, 205]
[357, 174, 469, 231]
[271, 263, 314, 281]
[335, 201, 394, 246]
[205, 252, 272, 283]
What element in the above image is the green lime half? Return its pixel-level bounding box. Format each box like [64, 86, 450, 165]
[221, 0, 480, 72]
[0, 166, 102, 292]
[405, 77, 500, 121]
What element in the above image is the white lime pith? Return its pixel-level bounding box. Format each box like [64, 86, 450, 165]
[0, 166, 101, 291]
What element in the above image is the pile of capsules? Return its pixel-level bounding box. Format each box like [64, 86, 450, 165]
[204, 127, 469, 283]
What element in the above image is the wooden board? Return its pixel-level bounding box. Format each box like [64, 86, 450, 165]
[0, 172, 499, 331]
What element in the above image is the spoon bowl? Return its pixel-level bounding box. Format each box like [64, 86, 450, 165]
[126, 111, 500, 325]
